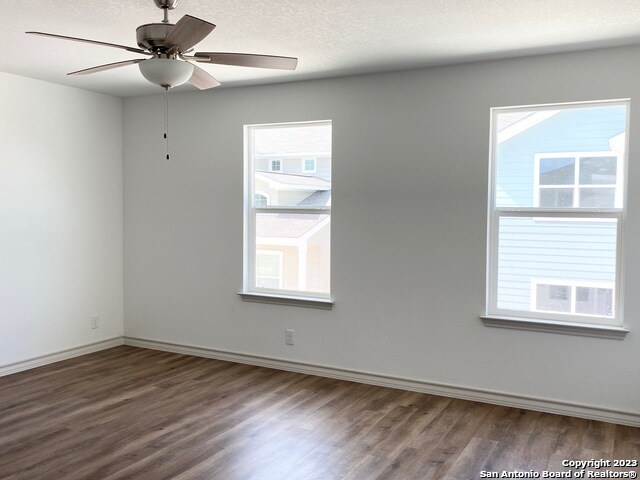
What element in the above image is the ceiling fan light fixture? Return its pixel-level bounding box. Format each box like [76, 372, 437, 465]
[139, 57, 194, 89]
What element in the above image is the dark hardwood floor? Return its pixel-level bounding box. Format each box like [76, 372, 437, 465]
[0, 346, 638, 479]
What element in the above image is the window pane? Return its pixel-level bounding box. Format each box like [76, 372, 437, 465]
[257, 278, 280, 289]
[255, 213, 330, 295]
[304, 159, 315, 171]
[539, 158, 575, 185]
[254, 124, 332, 207]
[496, 216, 617, 318]
[579, 188, 616, 208]
[536, 284, 571, 313]
[494, 105, 627, 207]
[539, 188, 573, 207]
[256, 252, 280, 277]
[579, 157, 617, 185]
[256, 251, 282, 288]
[575, 287, 613, 316]
[254, 194, 268, 207]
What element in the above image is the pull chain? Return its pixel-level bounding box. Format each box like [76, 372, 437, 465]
[164, 89, 170, 160]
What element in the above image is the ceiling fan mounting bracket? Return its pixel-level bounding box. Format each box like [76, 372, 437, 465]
[153, 0, 179, 10]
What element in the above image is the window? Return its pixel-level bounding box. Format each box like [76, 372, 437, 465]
[532, 280, 614, 317]
[244, 121, 332, 302]
[487, 100, 628, 327]
[535, 153, 621, 208]
[254, 191, 270, 207]
[269, 159, 281, 172]
[303, 158, 317, 173]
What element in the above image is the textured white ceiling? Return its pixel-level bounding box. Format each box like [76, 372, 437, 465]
[3, 0, 640, 97]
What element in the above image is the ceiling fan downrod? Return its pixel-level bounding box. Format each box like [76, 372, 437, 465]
[153, 0, 178, 23]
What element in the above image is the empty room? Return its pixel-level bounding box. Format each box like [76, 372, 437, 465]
[1, 0, 639, 479]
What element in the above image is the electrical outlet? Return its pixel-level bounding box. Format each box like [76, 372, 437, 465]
[285, 329, 294, 345]
[91, 315, 99, 329]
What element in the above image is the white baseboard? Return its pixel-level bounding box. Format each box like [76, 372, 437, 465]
[0, 336, 124, 377]
[124, 336, 640, 428]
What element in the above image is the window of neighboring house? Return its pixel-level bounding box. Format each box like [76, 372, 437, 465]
[303, 158, 317, 173]
[534, 153, 622, 208]
[269, 159, 281, 172]
[256, 251, 283, 289]
[244, 120, 332, 303]
[532, 280, 614, 317]
[254, 191, 270, 207]
[486, 99, 628, 328]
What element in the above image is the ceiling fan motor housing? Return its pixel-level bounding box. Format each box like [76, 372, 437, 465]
[136, 23, 174, 52]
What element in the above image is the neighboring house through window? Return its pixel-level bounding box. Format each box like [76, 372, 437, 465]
[244, 121, 332, 300]
[486, 100, 628, 327]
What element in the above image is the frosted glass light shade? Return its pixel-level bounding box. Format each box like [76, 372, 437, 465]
[139, 58, 194, 88]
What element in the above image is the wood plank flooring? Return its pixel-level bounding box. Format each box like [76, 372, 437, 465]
[0, 346, 638, 479]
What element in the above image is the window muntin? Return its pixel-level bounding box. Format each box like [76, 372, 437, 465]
[488, 100, 628, 327]
[245, 121, 332, 299]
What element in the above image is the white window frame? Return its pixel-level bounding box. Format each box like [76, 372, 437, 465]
[256, 250, 284, 289]
[530, 279, 615, 318]
[269, 159, 282, 172]
[242, 120, 333, 307]
[485, 99, 629, 330]
[302, 158, 317, 173]
[533, 152, 623, 208]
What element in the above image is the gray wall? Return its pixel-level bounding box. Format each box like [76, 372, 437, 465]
[123, 45, 640, 415]
[0, 72, 124, 366]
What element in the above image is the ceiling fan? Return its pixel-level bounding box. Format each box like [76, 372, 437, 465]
[26, 0, 298, 91]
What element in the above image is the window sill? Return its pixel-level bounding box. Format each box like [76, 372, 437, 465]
[238, 292, 334, 310]
[480, 315, 629, 340]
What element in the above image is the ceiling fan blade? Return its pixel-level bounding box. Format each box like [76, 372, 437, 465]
[193, 52, 298, 70]
[68, 59, 143, 76]
[188, 65, 221, 90]
[164, 15, 215, 54]
[26, 31, 148, 54]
